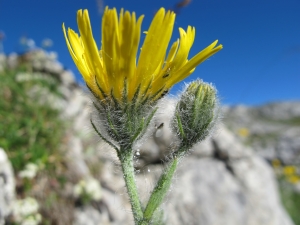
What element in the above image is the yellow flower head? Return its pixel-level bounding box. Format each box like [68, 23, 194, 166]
[283, 165, 297, 176]
[63, 7, 222, 103]
[287, 175, 300, 184]
[238, 128, 250, 138]
[271, 158, 281, 168]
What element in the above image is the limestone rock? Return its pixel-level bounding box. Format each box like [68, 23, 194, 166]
[0, 54, 6, 72]
[73, 187, 132, 225]
[165, 156, 293, 225]
[65, 135, 91, 180]
[0, 148, 15, 225]
[74, 205, 109, 225]
[136, 98, 179, 165]
[140, 126, 293, 225]
[60, 70, 76, 87]
[277, 127, 300, 164]
[223, 101, 300, 164]
[258, 102, 300, 120]
[7, 53, 18, 69]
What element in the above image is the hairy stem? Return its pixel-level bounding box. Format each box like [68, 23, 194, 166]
[143, 157, 179, 223]
[119, 148, 144, 224]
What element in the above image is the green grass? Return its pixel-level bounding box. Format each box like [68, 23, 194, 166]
[0, 61, 98, 225]
[259, 116, 300, 126]
[280, 182, 300, 225]
[0, 65, 66, 172]
[280, 117, 300, 126]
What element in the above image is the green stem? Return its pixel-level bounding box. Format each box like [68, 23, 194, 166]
[143, 157, 179, 223]
[119, 148, 144, 224]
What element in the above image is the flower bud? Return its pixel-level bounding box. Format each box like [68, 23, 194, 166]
[172, 80, 218, 152]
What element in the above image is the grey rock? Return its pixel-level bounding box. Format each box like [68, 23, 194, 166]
[65, 135, 91, 180]
[165, 156, 293, 225]
[162, 126, 293, 225]
[223, 104, 253, 124]
[30, 49, 64, 75]
[74, 205, 110, 225]
[60, 70, 76, 87]
[16, 72, 53, 82]
[100, 188, 133, 224]
[32, 60, 43, 71]
[277, 128, 300, 164]
[7, 53, 18, 69]
[136, 98, 179, 165]
[223, 101, 300, 164]
[58, 85, 73, 100]
[27, 84, 68, 110]
[223, 101, 300, 122]
[44, 60, 64, 74]
[0, 148, 15, 224]
[73, 187, 132, 225]
[0, 54, 6, 72]
[258, 102, 300, 120]
[63, 89, 89, 118]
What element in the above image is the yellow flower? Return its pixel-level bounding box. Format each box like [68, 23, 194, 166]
[63, 7, 222, 103]
[283, 165, 297, 176]
[287, 175, 300, 184]
[271, 158, 281, 168]
[237, 128, 250, 138]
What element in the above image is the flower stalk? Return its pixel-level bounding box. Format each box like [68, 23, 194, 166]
[143, 157, 179, 223]
[118, 148, 144, 224]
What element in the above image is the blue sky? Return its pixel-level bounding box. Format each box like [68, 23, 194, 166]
[0, 0, 299, 105]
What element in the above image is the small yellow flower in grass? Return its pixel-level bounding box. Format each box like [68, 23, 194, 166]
[283, 165, 297, 176]
[271, 158, 281, 168]
[287, 175, 300, 184]
[63, 7, 222, 104]
[238, 128, 250, 138]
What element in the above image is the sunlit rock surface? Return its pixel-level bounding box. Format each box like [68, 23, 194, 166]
[223, 102, 300, 164]
[164, 126, 293, 225]
[0, 148, 15, 225]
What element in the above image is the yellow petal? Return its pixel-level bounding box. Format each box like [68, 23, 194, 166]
[127, 15, 144, 99]
[171, 26, 195, 71]
[63, 24, 91, 85]
[167, 40, 223, 87]
[77, 10, 109, 94]
[165, 39, 179, 64]
[102, 8, 123, 98]
[136, 8, 175, 92]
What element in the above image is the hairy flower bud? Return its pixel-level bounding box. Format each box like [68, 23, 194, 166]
[172, 80, 218, 152]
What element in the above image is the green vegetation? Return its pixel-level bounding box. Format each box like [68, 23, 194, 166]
[0, 65, 66, 172]
[280, 182, 300, 225]
[257, 114, 300, 126]
[0, 64, 73, 224]
[272, 161, 300, 225]
[278, 117, 300, 126]
[244, 132, 279, 147]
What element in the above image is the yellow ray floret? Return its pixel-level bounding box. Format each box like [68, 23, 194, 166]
[63, 7, 223, 102]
